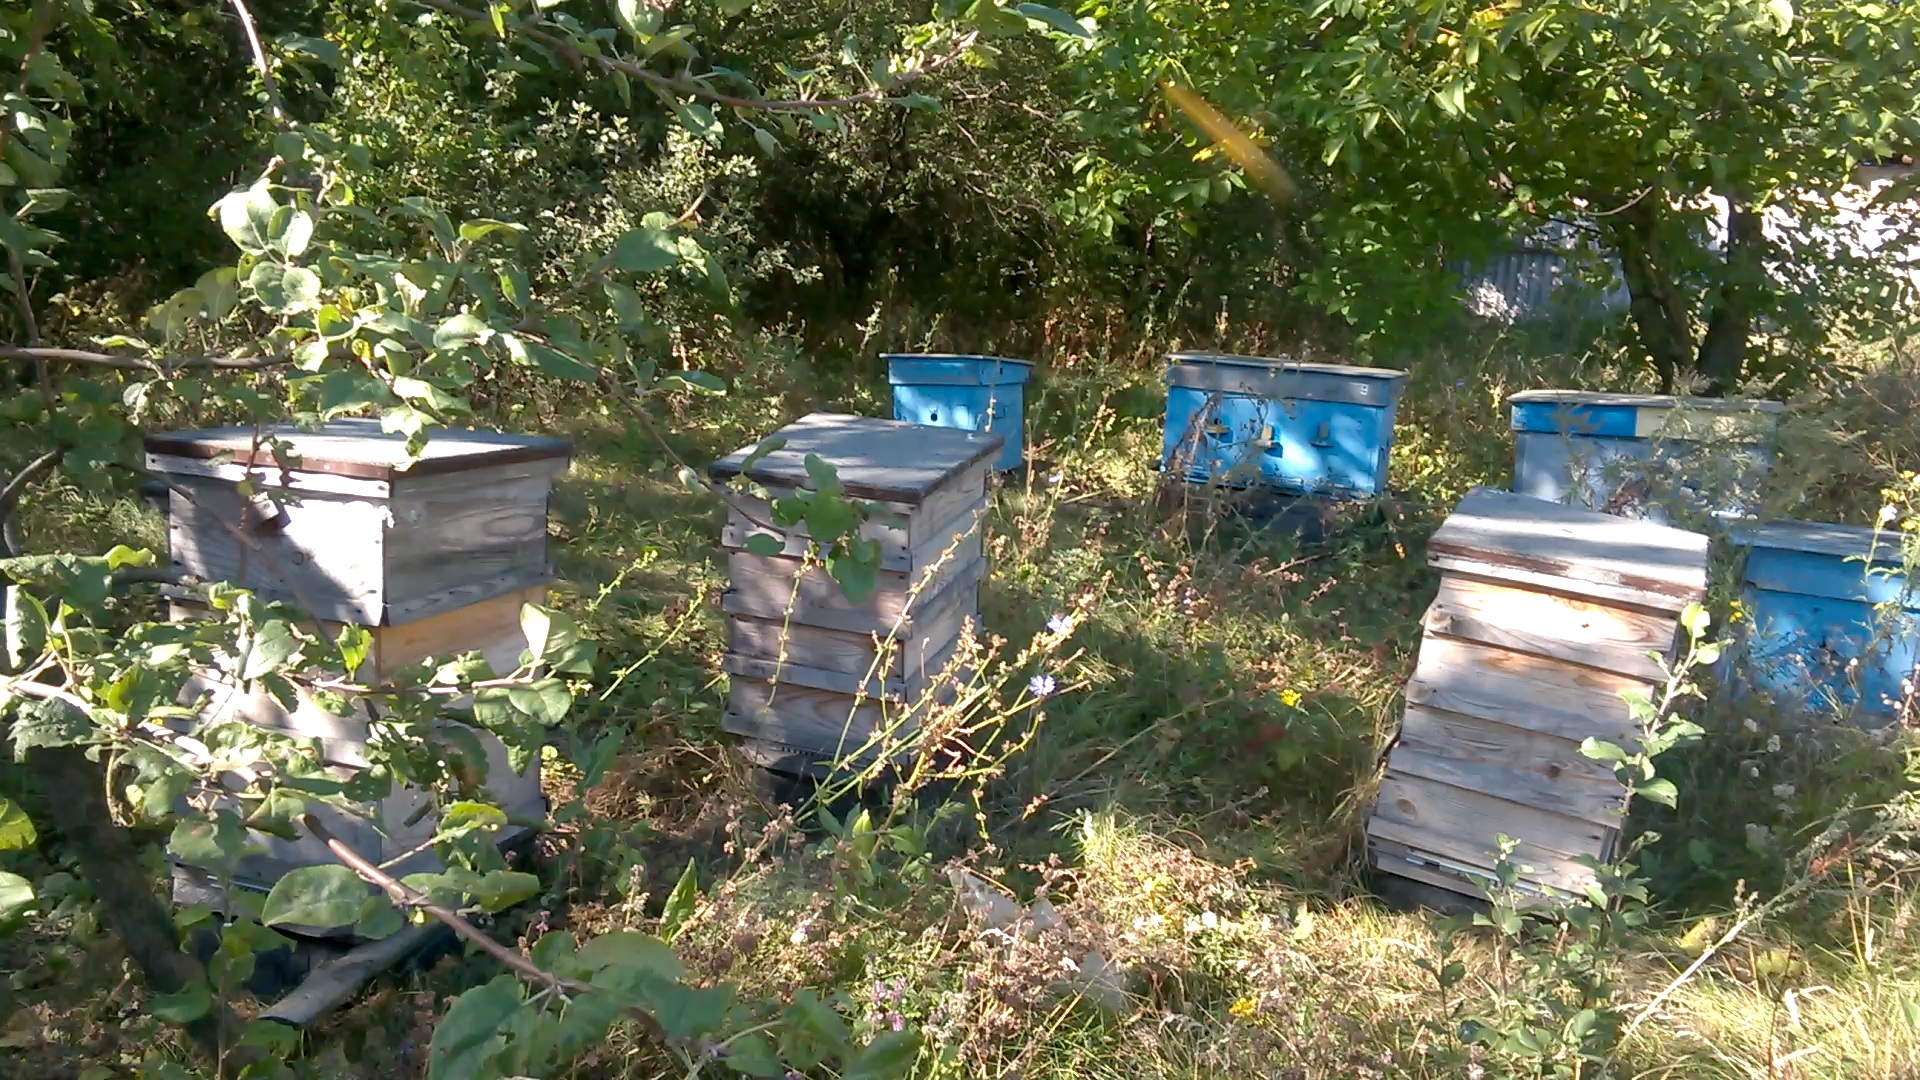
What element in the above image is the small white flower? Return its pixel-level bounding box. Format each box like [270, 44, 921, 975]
[1200, 911, 1219, 929]
[1746, 823, 1773, 846]
[1767, 734, 1782, 753]
[1745, 763, 1761, 779]
[790, 919, 814, 945]
[1881, 504, 1900, 524]
[1742, 718, 1761, 733]
[1773, 783, 1796, 799]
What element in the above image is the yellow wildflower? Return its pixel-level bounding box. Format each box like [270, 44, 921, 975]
[1280, 688, 1303, 708]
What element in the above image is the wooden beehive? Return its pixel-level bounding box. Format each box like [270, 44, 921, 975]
[1368, 488, 1709, 899]
[146, 419, 570, 625]
[149, 421, 570, 926]
[709, 412, 1002, 774]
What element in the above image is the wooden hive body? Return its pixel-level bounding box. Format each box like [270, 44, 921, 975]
[1508, 390, 1785, 524]
[1368, 488, 1708, 899]
[1159, 352, 1408, 500]
[709, 412, 1002, 774]
[146, 419, 570, 626]
[1733, 520, 1919, 723]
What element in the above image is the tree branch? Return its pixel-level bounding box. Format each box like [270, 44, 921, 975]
[299, 812, 674, 1045]
[412, 0, 976, 113]
[0, 345, 293, 372]
[0, 448, 59, 558]
[224, 0, 289, 128]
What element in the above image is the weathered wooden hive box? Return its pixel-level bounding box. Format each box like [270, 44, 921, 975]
[1160, 352, 1408, 499]
[1734, 520, 1918, 723]
[1368, 488, 1709, 899]
[885, 354, 1033, 472]
[147, 421, 568, 911]
[145, 418, 569, 625]
[709, 412, 1001, 774]
[1509, 390, 1786, 523]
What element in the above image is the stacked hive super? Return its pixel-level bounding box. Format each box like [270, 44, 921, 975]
[147, 420, 569, 924]
[1368, 488, 1709, 899]
[709, 413, 1002, 775]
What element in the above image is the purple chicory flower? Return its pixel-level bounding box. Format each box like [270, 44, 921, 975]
[1047, 612, 1076, 636]
[1028, 674, 1057, 698]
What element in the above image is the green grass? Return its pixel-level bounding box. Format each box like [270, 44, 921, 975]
[5, 330, 1920, 1078]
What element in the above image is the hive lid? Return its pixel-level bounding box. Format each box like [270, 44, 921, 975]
[709, 412, 1004, 503]
[1428, 488, 1710, 611]
[1508, 390, 1787, 412]
[883, 354, 1033, 386]
[1735, 519, 1908, 562]
[144, 419, 572, 481]
[1166, 351, 1408, 381]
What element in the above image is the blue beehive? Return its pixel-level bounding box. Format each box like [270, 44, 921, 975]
[1736, 521, 1918, 722]
[884, 354, 1033, 472]
[1160, 352, 1408, 499]
[1509, 390, 1786, 523]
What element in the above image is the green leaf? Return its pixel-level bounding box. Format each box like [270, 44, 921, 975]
[433, 313, 494, 351]
[499, 266, 531, 310]
[802, 454, 843, 496]
[661, 859, 699, 944]
[724, 1033, 783, 1076]
[248, 262, 321, 315]
[662, 370, 728, 396]
[196, 267, 241, 322]
[438, 801, 509, 841]
[470, 869, 541, 913]
[216, 180, 280, 255]
[269, 207, 314, 259]
[521, 604, 554, 660]
[261, 865, 369, 930]
[5, 584, 48, 669]
[353, 895, 405, 939]
[613, 0, 662, 39]
[827, 548, 879, 604]
[781, 990, 851, 1070]
[611, 226, 679, 274]
[11, 698, 93, 759]
[428, 974, 523, 1080]
[674, 101, 724, 143]
[604, 281, 651, 331]
[742, 533, 785, 557]
[277, 32, 342, 68]
[752, 126, 780, 156]
[651, 982, 734, 1041]
[524, 340, 599, 382]
[1016, 3, 1089, 36]
[150, 977, 212, 1024]
[241, 619, 298, 681]
[1766, 0, 1794, 31]
[843, 1029, 922, 1080]
[1680, 602, 1711, 639]
[336, 624, 372, 675]
[458, 218, 525, 243]
[0, 871, 30, 919]
[1637, 777, 1680, 808]
[1578, 738, 1630, 764]
[0, 797, 32, 851]
[574, 931, 683, 980]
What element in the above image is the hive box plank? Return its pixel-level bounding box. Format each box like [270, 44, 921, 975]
[1368, 487, 1707, 900]
[147, 420, 569, 625]
[710, 413, 998, 770]
[1160, 352, 1408, 499]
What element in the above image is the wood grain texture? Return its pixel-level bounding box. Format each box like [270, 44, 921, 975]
[1393, 704, 1625, 825]
[723, 679, 916, 763]
[145, 418, 571, 481]
[167, 475, 389, 625]
[147, 452, 392, 498]
[1428, 487, 1709, 612]
[1403, 635, 1648, 747]
[383, 469, 552, 611]
[708, 412, 1002, 503]
[722, 556, 985, 639]
[721, 487, 984, 576]
[1422, 576, 1677, 680]
[726, 586, 971, 681]
[725, 534, 984, 624]
[1368, 773, 1609, 895]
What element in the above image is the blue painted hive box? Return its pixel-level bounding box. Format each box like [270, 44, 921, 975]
[884, 354, 1033, 472]
[1736, 520, 1918, 722]
[1509, 390, 1786, 523]
[1160, 352, 1408, 499]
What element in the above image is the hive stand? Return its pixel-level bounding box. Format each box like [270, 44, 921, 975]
[1368, 488, 1708, 900]
[1508, 390, 1786, 524]
[884, 354, 1033, 472]
[1732, 520, 1919, 725]
[1160, 352, 1408, 500]
[709, 412, 1002, 776]
[146, 420, 568, 933]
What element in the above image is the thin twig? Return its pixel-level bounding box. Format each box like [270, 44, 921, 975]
[224, 0, 289, 128]
[0, 448, 59, 558]
[413, 0, 975, 112]
[0, 345, 292, 372]
[298, 812, 673, 1045]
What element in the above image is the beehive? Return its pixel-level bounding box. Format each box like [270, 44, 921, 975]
[709, 413, 1001, 774]
[149, 420, 568, 923]
[1508, 390, 1786, 523]
[1733, 520, 1918, 723]
[885, 354, 1033, 472]
[145, 419, 570, 625]
[1368, 488, 1709, 899]
[1160, 352, 1408, 499]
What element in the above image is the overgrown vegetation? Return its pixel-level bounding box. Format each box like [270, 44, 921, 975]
[2, 1, 1919, 1078]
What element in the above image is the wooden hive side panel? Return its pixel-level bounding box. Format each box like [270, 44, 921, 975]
[1368, 772, 1612, 896]
[726, 574, 976, 681]
[723, 493, 916, 571]
[168, 474, 389, 625]
[1391, 704, 1625, 826]
[1422, 575, 1678, 681]
[723, 679, 916, 766]
[725, 534, 984, 626]
[1402, 634, 1649, 748]
[908, 463, 990, 549]
[383, 462, 558, 619]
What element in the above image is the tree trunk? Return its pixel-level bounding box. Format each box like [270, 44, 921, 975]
[1607, 198, 1695, 393]
[1695, 202, 1765, 394]
[34, 745, 251, 1073]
